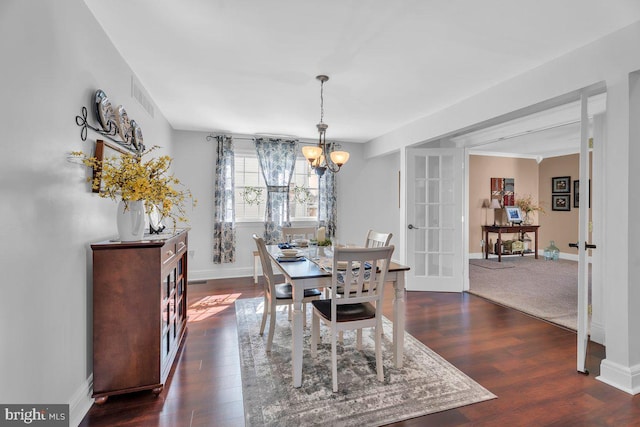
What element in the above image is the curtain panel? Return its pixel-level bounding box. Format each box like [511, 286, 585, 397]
[318, 147, 337, 237]
[254, 138, 298, 244]
[213, 135, 236, 263]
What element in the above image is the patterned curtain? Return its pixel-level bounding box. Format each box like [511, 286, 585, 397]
[255, 138, 298, 243]
[318, 148, 337, 237]
[213, 135, 236, 263]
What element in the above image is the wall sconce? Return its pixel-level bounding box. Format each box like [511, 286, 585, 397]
[490, 199, 502, 226]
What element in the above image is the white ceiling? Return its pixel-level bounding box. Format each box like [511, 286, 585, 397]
[84, 0, 640, 149]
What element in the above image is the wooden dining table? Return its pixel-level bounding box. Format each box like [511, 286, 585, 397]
[265, 245, 410, 388]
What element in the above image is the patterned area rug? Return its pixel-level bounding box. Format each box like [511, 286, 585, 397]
[236, 297, 496, 426]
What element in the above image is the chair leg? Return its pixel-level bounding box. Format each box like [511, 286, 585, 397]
[259, 297, 268, 336]
[266, 302, 276, 353]
[331, 328, 338, 393]
[311, 311, 319, 357]
[375, 324, 383, 382]
[356, 328, 363, 350]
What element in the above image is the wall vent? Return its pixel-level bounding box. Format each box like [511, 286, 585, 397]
[131, 76, 155, 118]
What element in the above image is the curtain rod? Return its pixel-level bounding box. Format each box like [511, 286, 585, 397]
[205, 133, 321, 146]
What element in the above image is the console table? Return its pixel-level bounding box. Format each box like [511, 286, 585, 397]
[482, 225, 540, 262]
[91, 230, 188, 403]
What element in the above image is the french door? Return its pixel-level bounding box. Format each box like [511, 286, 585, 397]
[406, 147, 464, 292]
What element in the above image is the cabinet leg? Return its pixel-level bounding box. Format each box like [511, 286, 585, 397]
[94, 396, 108, 405]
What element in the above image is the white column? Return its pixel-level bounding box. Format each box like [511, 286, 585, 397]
[589, 113, 606, 345]
[597, 70, 640, 394]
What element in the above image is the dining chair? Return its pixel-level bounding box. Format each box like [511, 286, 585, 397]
[281, 226, 317, 243]
[252, 234, 322, 352]
[364, 229, 393, 248]
[310, 245, 394, 392]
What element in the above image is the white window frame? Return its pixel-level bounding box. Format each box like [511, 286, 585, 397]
[234, 150, 319, 223]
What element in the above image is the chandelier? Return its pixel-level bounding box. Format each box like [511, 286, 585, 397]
[302, 75, 350, 176]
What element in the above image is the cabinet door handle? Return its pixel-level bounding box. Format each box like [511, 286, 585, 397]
[166, 250, 174, 257]
[177, 242, 186, 251]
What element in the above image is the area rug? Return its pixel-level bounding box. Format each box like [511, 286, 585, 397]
[236, 297, 496, 427]
[469, 259, 515, 270]
[469, 257, 584, 330]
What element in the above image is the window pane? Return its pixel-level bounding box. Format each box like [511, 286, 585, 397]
[235, 153, 318, 221]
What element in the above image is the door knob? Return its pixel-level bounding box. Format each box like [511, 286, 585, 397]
[568, 242, 597, 250]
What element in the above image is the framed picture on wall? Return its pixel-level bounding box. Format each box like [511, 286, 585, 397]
[551, 176, 571, 193]
[552, 194, 571, 211]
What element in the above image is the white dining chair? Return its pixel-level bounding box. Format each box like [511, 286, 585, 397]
[281, 226, 317, 243]
[253, 234, 322, 352]
[310, 245, 394, 392]
[364, 229, 393, 248]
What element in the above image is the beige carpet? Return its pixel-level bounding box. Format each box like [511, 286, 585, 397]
[469, 256, 584, 330]
[236, 297, 496, 426]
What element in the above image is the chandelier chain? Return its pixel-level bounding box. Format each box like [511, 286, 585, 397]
[319, 79, 324, 125]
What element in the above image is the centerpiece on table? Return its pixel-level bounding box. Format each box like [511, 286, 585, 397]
[515, 194, 544, 225]
[72, 146, 196, 241]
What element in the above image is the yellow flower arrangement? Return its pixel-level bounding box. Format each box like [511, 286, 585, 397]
[72, 146, 196, 228]
[515, 194, 545, 214]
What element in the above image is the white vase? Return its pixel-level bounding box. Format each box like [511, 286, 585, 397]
[117, 200, 146, 241]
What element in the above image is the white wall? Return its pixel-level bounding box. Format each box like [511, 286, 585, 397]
[171, 135, 401, 280]
[0, 0, 174, 424]
[336, 143, 401, 249]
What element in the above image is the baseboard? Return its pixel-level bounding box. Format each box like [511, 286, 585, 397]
[597, 359, 640, 395]
[69, 375, 94, 427]
[468, 251, 579, 261]
[189, 267, 253, 281]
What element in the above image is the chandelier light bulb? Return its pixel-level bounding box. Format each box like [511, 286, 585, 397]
[302, 145, 322, 162]
[330, 151, 350, 167]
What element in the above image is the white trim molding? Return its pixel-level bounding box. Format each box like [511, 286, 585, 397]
[597, 360, 640, 395]
[69, 375, 94, 427]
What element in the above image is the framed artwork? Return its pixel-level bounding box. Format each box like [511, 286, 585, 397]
[490, 177, 515, 206]
[552, 194, 571, 211]
[551, 176, 571, 193]
[91, 139, 131, 193]
[504, 206, 523, 224]
[574, 180, 591, 208]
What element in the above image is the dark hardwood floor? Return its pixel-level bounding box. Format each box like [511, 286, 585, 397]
[80, 277, 640, 426]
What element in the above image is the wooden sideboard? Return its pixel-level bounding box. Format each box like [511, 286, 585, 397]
[91, 230, 188, 403]
[482, 225, 539, 262]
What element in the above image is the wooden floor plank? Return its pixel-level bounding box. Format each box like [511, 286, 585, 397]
[80, 277, 640, 426]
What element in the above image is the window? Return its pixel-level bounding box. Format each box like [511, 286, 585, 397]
[234, 153, 318, 222]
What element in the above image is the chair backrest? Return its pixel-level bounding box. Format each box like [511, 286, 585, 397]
[364, 230, 393, 248]
[282, 226, 317, 243]
[331, 246, 394, 315]
[253, 234, 276, 298]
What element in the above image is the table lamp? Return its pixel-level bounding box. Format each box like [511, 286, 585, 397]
[490, 199, 502, 226]
[482, 199, 491, 225]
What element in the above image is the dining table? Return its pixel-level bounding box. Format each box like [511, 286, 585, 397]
[265, 244, 410, 388]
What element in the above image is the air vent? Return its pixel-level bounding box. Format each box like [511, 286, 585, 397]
[131, 76, 155, 118]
